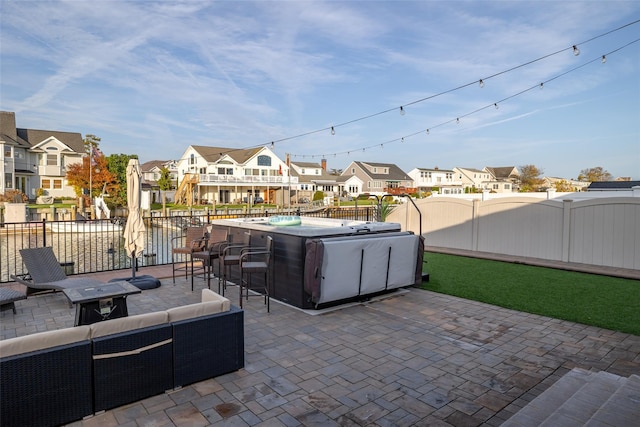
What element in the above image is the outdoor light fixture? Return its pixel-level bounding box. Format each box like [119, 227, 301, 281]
[400, 106, 405, 115]
[601, 55, 607, 63]
[331, 126, 335, 135]
[479, 79, 484, 88]
[573, 45, 580, 56]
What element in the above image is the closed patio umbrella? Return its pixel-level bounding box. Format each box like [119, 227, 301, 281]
[123, 159, 145, 278]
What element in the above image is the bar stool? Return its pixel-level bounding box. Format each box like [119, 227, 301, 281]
[218, 231, 251, 295]
[171, 226, 207, 290]
[239, 236, 273, 312]
[191, 228, 229, 292]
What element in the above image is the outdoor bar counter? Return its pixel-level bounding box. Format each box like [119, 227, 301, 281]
[210, 217, 423, 309]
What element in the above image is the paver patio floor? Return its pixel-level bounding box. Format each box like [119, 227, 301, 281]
[1, 265, 638, 426]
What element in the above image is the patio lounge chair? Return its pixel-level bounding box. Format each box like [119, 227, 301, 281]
[11, 247, 104, 300]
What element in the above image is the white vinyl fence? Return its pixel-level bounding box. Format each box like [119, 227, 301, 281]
[388, 195, 640, 270]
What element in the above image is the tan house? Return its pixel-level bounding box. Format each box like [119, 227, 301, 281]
[0, 111, 83, 199]
[289, 159, 343, 202]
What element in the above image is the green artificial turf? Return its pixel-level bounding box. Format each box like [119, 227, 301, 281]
[421, 252, 640, 336]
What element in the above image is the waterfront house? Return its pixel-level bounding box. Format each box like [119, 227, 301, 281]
[341, 161, 414, 197]
[174, 145, 295, 205]
[407, 166, 463, 195]
[1, 111, 83, 200]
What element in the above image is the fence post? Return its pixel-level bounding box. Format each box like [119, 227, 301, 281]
[562, 199, 572, 263]
[42, 219, 47, 247]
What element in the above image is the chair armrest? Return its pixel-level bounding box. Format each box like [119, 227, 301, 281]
[220, 243, 250, 257]
[239, 249, 269, 262]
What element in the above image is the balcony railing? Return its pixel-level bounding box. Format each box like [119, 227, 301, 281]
[0, 206, 375, 282]
[198, 174, 299, 185]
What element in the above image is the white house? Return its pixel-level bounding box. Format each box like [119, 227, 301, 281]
[407, 167, 463, 194]
[175, 145, 296, 205]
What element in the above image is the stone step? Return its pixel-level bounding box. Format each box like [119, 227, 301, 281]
[585, 374, 640, 427]
[501, 368, 593, 427]
[539, 370, 623, 426]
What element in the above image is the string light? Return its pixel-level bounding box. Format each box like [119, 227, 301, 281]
[175, 22, 639, 163]
[270, 141, 274, 149]
[401, 137, 404, 143]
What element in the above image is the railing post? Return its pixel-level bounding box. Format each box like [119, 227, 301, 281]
[42, 219, 47, 247]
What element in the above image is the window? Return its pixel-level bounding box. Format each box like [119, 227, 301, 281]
[505, 184, 511, 190]
[493, 184, 499, 189]
[351, 168, 355, 174]
[42, 179, 51, 189]
[190, 154, 195, 165]
[257, 155, 271, 166]
[53, 179, 62, 189]
[4, 173, 12, 188]
[218, 168, 234, 175]
[47, 154, 57, 166]
[4, 147, 11, 158]
[301, 169, 305, 174]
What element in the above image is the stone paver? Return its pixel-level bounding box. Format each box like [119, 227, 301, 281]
[1, 265, 638, 426]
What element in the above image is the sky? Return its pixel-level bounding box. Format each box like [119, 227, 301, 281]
[1, 1, 639, 180]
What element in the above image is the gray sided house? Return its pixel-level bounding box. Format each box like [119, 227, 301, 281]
[1, 111, 84, 199]
[342, 161, 414, 197]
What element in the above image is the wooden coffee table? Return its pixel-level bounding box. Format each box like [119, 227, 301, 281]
[63, 281, 141, 326]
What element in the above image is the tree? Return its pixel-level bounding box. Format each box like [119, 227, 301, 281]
[578, 166, 613, 182]
[66, 148, 119, 204]
[84, 134, 101, 154]
[107, 154, 139, 207]
[157, 166, 172, 216]
[519, 164, 544, 192]
[329, 168, 343, 176]
[554, 179, 574, 192]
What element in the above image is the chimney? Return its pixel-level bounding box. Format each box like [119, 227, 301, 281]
[286, 153, 290, 167]
[321, 158, 327, 171]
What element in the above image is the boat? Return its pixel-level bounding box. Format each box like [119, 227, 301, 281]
[48, 219, 124, 233]
[268, 215, 302, 226]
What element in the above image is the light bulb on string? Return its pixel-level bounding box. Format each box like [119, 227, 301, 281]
[601, 55, 606, 63]
[380, 144, 384, 149]
[456, 118, 460, 124]
[479, 79, 484, 88]
[426, 129, 429, 135]
[494, 103, 499, 109]
[539, 82, 544, 89]
[331, 126, 335, 135]
[270, 141, 274, 149]
[400, 106, 405, 116]
[573, 45, 580, 56]
[401, 137, 404, 143]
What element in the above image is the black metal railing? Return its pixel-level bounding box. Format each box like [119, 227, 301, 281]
[0, 206, 375, 282]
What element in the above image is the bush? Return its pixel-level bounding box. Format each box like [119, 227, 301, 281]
[312, 191, 324, 201]
[0, 190, 27, 203]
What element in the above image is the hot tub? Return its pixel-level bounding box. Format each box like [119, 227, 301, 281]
[209, 217, 423, 309]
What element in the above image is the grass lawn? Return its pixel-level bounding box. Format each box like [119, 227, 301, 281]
[421, 252, 640, 336]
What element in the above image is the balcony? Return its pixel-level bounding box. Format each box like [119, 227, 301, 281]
[198, 174, 298, 185]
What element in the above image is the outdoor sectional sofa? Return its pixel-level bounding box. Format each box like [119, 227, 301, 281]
[0, 289, 244, 427]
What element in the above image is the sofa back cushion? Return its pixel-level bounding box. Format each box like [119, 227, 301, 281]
[0, 325, 91, 358]
[167, 289, 230, 322]
[90, 311, 168, 339]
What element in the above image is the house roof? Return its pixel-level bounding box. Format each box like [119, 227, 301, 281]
[140, 160, 168, 172]
[191, 145, 262, 164]
[485, 166, 519, 179]
[414, 167, 455, 173]
[16, 128, 84, 152]
[587, 181, 640, 190]
[353, 161, 411, 181]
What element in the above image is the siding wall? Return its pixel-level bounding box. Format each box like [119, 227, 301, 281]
[388, 196, 640, 270]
